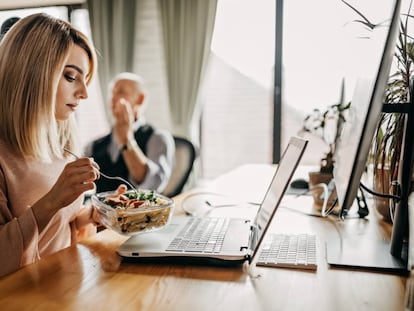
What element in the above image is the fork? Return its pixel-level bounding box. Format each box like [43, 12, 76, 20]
[63, 148, 137, 193]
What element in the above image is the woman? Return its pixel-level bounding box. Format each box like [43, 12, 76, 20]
[0, 13, 100, 277]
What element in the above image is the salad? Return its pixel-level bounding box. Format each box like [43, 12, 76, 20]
[93, 185, 174, 235]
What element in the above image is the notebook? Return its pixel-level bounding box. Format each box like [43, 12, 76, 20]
[117, 136, 308, 266]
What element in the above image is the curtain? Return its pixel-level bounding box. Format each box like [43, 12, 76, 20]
[158, 0, 218, 140]
[86, 0, 138, 120]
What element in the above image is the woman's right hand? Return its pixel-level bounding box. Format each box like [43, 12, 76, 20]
[47, 157, 99, 208]
[31, 157, 99, 231]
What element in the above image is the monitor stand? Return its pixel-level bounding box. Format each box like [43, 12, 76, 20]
[326, 191, 409, 275]
[325, 237, 408, 274]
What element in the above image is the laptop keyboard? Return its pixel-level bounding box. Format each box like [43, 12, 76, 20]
[256, 233, 317, 270]
[166, 217, 230, 253]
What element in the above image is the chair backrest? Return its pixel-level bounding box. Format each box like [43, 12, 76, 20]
[162, 136, 197, 197]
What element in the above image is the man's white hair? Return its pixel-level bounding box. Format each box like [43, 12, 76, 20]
[108, 72, 146, 95]
[107, 72, 149, 119]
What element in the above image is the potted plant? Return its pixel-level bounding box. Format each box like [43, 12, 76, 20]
[300, 80, 350, 209]
[343, 0, 414, 222]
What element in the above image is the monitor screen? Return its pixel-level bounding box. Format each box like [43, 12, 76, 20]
[333, 0, 401, 218]
[326, 0, 408, 272]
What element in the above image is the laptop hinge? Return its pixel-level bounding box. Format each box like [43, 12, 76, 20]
[248, 224, 258, 254]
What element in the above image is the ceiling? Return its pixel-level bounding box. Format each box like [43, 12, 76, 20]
[0, 0, 85, 10]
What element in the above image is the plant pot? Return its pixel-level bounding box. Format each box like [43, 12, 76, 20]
[372, 166, 393, 223]
[308, 171, 339, 213]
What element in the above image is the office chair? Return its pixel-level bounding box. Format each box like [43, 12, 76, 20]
[162, 136, 197, 197]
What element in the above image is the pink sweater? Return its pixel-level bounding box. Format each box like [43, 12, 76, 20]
[0, 140, 95, 277]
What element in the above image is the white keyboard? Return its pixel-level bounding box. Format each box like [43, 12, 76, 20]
[256, 233, 317, 270]
[166, 217, 230, 253]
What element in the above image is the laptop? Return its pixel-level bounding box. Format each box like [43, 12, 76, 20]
[117, 136, 308, 266]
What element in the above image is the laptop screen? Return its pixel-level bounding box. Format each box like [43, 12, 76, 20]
[249, 137, 308, 261]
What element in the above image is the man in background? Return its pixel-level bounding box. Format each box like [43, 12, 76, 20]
[84, 72, 175, 193]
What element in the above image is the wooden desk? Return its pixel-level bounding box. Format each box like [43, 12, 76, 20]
[0, 164, 408, 311]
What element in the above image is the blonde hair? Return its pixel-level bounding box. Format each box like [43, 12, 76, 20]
[0, 13, 97, 161]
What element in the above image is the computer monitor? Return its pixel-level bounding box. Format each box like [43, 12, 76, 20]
[326, 0, 410, 273]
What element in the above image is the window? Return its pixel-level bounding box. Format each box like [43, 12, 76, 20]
[0, 6, 67, 23]
[201, 0, 275, 179]
[282, 0, 356, 166]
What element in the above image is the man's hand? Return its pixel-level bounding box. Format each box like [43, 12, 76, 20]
[112, 98, 134, 147]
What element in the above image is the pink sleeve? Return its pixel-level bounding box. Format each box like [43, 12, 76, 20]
[0, 203, 40, 277]
[0, 168, 40, 277]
